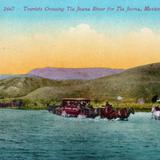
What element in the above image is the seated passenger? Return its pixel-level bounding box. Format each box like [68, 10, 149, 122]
[105, 102, 113, 112]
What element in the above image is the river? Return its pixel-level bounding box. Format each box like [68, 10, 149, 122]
[0, 109, 159, 160]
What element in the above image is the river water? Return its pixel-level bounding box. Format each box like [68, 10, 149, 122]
[0, 110, 159, 160]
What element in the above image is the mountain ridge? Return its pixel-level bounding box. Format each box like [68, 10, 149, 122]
[28, 67, 124, 80]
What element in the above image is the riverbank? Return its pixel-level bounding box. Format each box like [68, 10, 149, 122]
[110, 102, 153, 112]
[0, 97, 156, 112]
[0, 101, 154, 112]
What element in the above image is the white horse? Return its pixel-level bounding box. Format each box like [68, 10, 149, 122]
[152, 107, 160, 120]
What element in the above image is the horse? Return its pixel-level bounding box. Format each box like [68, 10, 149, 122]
[100, 106, 119, 120]
[105, 110, 119, 120]
[152, 106, 160, 120]
[48, 104, 60, 114]
[117, 108, 135, 120]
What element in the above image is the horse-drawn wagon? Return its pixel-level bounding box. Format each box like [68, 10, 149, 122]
[48, 98, 135, 120]
[49, 98, 96, 118]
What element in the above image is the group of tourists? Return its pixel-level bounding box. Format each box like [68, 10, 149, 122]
[63, 100, 91, 110]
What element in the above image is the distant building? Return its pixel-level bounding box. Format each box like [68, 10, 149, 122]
[137, 98, 145, 104]
[117, 96, 123, 101]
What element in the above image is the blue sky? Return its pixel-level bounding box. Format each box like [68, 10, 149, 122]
[1, 0, 160, 73]
[1, 0, 160, 31]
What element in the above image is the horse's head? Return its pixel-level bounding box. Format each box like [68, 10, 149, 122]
[128, 107, 135, 114]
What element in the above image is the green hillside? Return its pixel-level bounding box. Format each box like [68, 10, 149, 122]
[87, 63, 160, 101]
[0, 63, 160, 103]
[0, 76, 86, 98]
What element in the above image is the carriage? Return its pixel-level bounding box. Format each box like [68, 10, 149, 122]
[49, 98, 96, 118]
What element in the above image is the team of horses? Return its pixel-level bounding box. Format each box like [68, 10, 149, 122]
[97, 106, 135, 120]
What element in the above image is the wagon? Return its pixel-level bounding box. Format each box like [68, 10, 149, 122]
[49, 98, 96, 118]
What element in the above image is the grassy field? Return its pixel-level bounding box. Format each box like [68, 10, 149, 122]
[91, 101, 154, 112]
[18, 103, 154, 112]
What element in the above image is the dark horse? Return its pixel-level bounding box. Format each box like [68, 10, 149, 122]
[117, 108, 135, 120]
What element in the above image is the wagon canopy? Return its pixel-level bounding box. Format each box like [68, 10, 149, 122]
[62, 98, 90, 102]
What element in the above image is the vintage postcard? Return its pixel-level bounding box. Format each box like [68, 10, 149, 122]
[0, 0, 160, 159]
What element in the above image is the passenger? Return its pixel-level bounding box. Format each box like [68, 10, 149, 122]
[105, 102, 113, 112]
[66, 101, 70, 106]
[77, 104, 81, 111]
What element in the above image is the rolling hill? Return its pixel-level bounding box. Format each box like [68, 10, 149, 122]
[0, 63, 160, 102]
[86, 63, 160, 101]
[0, 76, 85, 98]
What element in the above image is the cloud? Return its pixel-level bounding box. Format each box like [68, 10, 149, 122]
[1, 23, 160, 73]
[57, 23, 108, 47]
[116, 27, 160, 66]
[53, 24, 160, 67]
[51, 24, 112, 66]
[60, 24, 105, 40]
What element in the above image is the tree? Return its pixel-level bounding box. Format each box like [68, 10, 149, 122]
[152, 95, 158, 103]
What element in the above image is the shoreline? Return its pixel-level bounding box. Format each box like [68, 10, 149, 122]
[0, 107, 152, 112]
[0, 99, 155, 112]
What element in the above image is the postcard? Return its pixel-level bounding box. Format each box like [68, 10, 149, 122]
[0, 0, 160, 159]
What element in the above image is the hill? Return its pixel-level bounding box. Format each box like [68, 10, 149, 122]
[87, 63, 160, 101]
[0, 76, 86, 98]
[29, 67, 124, 80]
[0, 63, 160, 103]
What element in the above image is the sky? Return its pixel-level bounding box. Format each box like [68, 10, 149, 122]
[0, 0, 160, 73]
